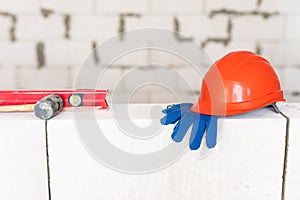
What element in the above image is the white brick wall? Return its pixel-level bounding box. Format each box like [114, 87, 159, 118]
[0, 0, 299, 102]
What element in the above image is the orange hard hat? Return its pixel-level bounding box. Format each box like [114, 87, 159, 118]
[191, 51, 285, 116]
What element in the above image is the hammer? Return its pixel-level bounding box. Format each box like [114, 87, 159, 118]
[34, 94, 64, 120]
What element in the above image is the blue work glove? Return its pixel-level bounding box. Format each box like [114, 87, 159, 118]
[160, 103, 218, 149]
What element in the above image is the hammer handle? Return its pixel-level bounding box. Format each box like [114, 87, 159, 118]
[0, 104, 35, 112]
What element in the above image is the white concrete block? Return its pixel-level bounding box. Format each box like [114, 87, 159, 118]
[74, 66, 182, 103]
[149, 49, 188, 66]
[45, 41, 91, 66]
[125, 90, 151, 103]
[206, 0, 257, 12]
[97, 0, 147, 14]
[121, 67, 177, 94]
[70, 66, 102, 89]
[280, 43, 300, 66]
[47, 104, 286, 199]
[66, 41, 148, 67]
[121, 67, 154, 91]
[106, 90, 150, 103]
[71, 16, 118, 40]
[70, 66, 124, 90]
[126, 15, 173, 30]
[110, 80, 196, 104]
[274, 67, 284, 88]
[279, 0, 300, 13]
[283, 93, 300, 102]
[150, 0, 203, 13]
[0, 66, 16, 89]
[178, 15, 228, 42]
[277, 103, 300, 200]
[148, 41, 208, 67]
[203, 41, 256, 64]
[148, 85, 180, 103]
[260, 41, 285, 66]
[113, 48, 148, 66]
[232, 16, 284, 40]
[174, 67, 207, 91]
[0, 42, 36, 66]
[149, 90, 196, 103]
[41, 0, 93, 14]
[261, 42, 300, 66]
[282, 68, 300, 93]
[0, 17, 11, 41]
[17, 67, 69, 89]
[0, 114, 47, 199]
[286, 16, 300, 40]
[257, 0, 281, 11]
[98, 67, 124, 92]
[16, 15, 64, 40]
[0, 0, 39, 13]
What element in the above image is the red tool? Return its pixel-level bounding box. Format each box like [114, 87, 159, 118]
[0, 89, 108, 112]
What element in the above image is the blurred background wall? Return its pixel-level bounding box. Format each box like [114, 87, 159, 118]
[0, 0, 299, 103]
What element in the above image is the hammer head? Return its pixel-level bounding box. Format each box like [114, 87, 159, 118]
[34, 94, 63, 120]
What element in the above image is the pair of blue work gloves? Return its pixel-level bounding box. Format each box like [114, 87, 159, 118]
[160, 103, 218, 150]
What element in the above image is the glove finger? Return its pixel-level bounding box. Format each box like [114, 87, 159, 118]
[160, 109, 182, 125]
[189, 118, 206, 150]
[205, 116, 218, 148]
[171, 113, 194, 142]
[162, 103, 193, 114]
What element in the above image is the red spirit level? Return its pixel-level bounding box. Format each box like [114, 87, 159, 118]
[0, 89, 108, 112]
